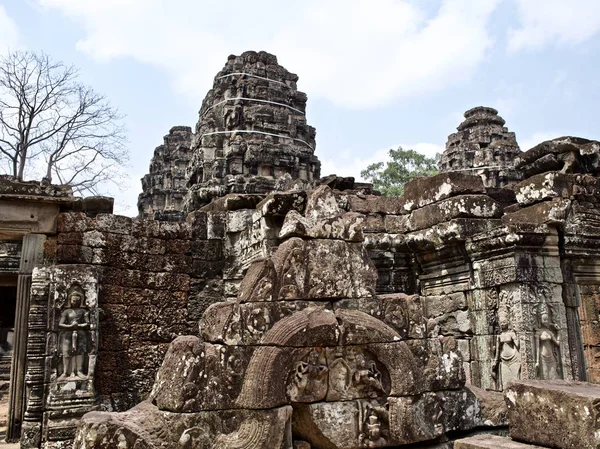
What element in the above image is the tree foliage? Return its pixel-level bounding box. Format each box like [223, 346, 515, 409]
[0, 51, 128, 195]
[361, 147, 440, 196]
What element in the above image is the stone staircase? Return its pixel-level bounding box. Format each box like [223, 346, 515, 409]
[0, 348, 11, 382]
[455, 380, 600, 449]
[0, 358, 9, 382]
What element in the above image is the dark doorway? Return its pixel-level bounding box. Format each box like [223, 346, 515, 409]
[0, 278, 18, 441]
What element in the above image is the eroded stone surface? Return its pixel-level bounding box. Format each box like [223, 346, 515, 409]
[183, 51, 320, 210]
[506, 380, 600, 449]
[138, 126, 193, 220]
[439, 106, 521, 188]
[455, 434, 547, 449]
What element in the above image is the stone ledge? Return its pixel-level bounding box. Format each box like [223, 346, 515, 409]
[403, 172, 485, 212]
[455, 434, 546, 448]
[506, 380, 600, 449]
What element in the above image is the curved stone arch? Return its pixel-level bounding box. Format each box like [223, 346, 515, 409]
[212, 407, 292, 449]
[236, 307, 420, 409]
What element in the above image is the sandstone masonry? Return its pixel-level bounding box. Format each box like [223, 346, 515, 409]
[2, 51, 600, 449]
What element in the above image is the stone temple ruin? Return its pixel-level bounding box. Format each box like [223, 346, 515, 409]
[2, 50, 600, 449]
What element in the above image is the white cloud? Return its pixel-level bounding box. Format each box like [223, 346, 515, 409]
[38, 0, 501, 109]
[508, 0, 600, 51]
[518, 131, 564, 152]
[0, 5, 19, 53]
[320, 142, 444, 181]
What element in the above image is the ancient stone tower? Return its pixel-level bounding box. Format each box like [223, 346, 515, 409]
[439, 106, 521, 188]
[137, 126, 193, 220]
[183, 51, 321, 210]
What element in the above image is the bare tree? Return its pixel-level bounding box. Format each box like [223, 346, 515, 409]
[0, 51, 128, 195]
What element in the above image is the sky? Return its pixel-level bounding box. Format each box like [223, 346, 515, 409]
[1, 0, 599, 216]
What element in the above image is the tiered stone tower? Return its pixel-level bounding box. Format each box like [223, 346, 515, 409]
[183, 51, 320, 210]
[439, 106, 522, 188]
[137, 126, 193, 220]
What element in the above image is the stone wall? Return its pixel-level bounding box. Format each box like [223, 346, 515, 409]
[53, 212, 224, 411]
[11, 49, 600, 449]
[72, 185, 486, 449]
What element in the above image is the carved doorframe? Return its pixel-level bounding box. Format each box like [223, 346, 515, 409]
[6, 234, 45, 442]
[561, 260, 600, 383]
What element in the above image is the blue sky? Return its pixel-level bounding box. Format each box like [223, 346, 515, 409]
[1, 0, 599, 216]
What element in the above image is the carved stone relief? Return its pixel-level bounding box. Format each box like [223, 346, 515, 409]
[326, 347, 389, 401]
[535, 303, 563, 380]
[57, 284, 91, 380]
[492, 291, 521, 390]
[48, 268, 99, 403]
[286, 348, 328, 402]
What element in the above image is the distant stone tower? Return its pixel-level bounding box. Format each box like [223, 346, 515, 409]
[439, 106, 522, 188]
[183, 51, 321, 210]
[137, 126, 193, 220]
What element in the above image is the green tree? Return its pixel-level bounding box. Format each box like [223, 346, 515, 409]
[361, 147, 440, 196]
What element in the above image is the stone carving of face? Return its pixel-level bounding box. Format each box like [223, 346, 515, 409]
[541, 312, 550, 327]
[308, 350, 320, 365]
[498, 311, 509, 331]
[70, 292, 83, 308]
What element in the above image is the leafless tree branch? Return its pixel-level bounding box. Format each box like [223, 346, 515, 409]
[0, 50, 128, 194]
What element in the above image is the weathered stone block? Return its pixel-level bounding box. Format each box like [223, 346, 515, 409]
[257, 191, 306, 216]
[384, 214, 408, 233]
[455, 434, 547, 449]
[502, 198, 571, 226]
[185, 210, 208, 239]
[153, 337, 254, 412]
[405, 195, 502, 232]
[378, 293, 426, 339]
[467, 386, 508, 427]
[292, 399, 390, 448]
[402, 339, 465, 392]
[513, 172, 598, 206]
[94, 214, 133, 235]
[200, 193, 265, 212]
[57, 212, 93, 233]
[56, 244, 93, 264]
[506, 380, 600, 449]
[347, 194, 408, 215]
[403, 172, 485, 211]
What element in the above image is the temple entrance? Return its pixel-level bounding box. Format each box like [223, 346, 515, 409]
[0, 276, 18, 441]
[576, 284, 600, 383]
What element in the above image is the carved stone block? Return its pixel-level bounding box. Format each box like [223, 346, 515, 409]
[506, 380, 600, 449]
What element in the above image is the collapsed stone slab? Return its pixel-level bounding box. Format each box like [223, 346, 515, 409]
[506, 380, 600, 449]
[402, 172, 485, 211]
[455, 434, 546, 449]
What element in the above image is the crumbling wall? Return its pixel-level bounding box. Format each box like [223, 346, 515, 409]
[54, 212, 224, 410]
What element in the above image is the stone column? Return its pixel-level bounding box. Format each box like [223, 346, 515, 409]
[7, 234, 46, 442]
